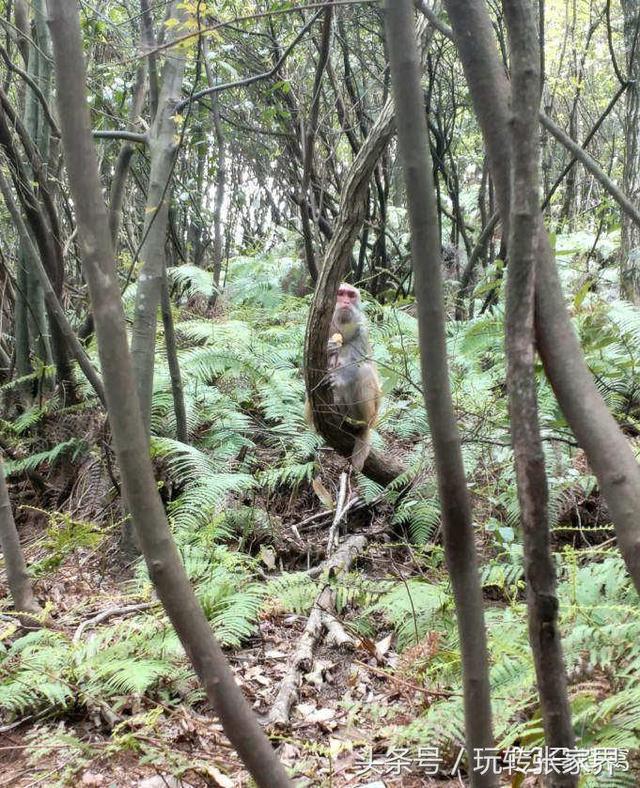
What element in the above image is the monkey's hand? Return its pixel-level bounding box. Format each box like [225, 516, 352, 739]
[328, 332, 343, 354]
[327, 333, 343, 382]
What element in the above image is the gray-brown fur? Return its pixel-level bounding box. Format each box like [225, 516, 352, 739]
[327, 284, 381, 470]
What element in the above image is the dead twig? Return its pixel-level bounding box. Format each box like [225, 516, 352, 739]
[72, 602, 158, 643]
[265, 534, 367, 728]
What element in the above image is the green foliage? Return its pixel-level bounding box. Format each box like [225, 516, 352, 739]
[4, 235, 640, 781]
[3, 438, 86, 476]
[370, 579, 452, 652]
[392, 495, 440, 544]
[167, 264, 215, 301]
[152, 436, 255, 533]
[266, 572, 319, 615]
[34, 512, 104, 573]
[2, 546, 263, 718]
[258, 461, 315, 492]
[0, 630, 73, 714]
[390, 553, 640, 761]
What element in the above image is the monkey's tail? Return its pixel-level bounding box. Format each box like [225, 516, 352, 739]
[351, 430, 371, 472]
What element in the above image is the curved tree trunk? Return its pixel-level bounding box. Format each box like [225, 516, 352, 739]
[304, 14, 432, 487]
[304, 98, 405, 486]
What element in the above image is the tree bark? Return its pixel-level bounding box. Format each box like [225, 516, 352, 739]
[0, 458, 41, 617]
[304, 14, 432, 487]
[620, 0, 640, 303]
[109, 64, 147, 247]
[46, 4, 291, 785]
[384, 3, 495, 784]
[29, 0, 78, 399]
[298, 4, 332, 283]
[130, 0, 187, 435]
[304, 97, 405, 486]
[0, 170, 106, 405]
[161, 266, 187, 443]
[501, 2, 576, 782]
[442, 0, 640, 595]
[21, 0, 52, 373]
[203, 38, 226, 306]
[0, 87, 77, 401]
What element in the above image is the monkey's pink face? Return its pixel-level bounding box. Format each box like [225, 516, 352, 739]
[335, 284, 360, 324]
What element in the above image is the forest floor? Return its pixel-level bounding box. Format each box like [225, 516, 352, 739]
[0, 438, 490, 788]
[0, 298, 620, 788]
[0, 486, 472, 787]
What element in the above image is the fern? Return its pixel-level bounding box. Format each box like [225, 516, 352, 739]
[396, 698, 466, 750]
[167, 264, 215, 300]
[0, 630, 73, 715]
[371, 579, 452, 651]
[3, 438, 86, 476]
[258, 461, 315, 492]
[266, 573, 319, 615]
[392, 497, 440, 544]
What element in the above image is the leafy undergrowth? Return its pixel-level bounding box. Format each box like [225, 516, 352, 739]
[2, 239, 640, 786]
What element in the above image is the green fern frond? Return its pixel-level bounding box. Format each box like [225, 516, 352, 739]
[168, 475, 256, 531]
[91, 658, 172, 696]
[258, 462, 315, 492]
[266, 572, 319, 615]
[372, 579, 451, 651]
[153, 433, 251, 480]
[0, 631, 73, 715]
[167, 264, 214, 300]
[392, 497, 440, 544]
[3, 438, 87, 476]
[357, 473, 384, 503]
[396, 697, 466, 749]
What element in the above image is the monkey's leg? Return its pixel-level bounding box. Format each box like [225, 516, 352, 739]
[351, 428, 371, 472]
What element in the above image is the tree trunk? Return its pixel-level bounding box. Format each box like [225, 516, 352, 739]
[0, 169, 106, 406]
[502, 2, 576, 782]
[109, 64, 147, 248]
[304, 14, 432, 487]
[203, 38, 226, 306]
[161, 266, 187, 443]
[47, 3, 291, 785]
[304, 98, 405, 486]
[6, 0, 77, 400]
[32, 0, 78, 400]
[20, 0, 52, 374]
[298, 5, 333, 284]
[384, 3, 495, 784]
[130, 0, 187, 435]
[0, 458, 41, 617]
[14, 256, 33, 387]
[621, 0, 640, 303]
[442, 0, 640, 595]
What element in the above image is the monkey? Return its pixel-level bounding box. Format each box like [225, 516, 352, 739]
[307, 283, 381, 471]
